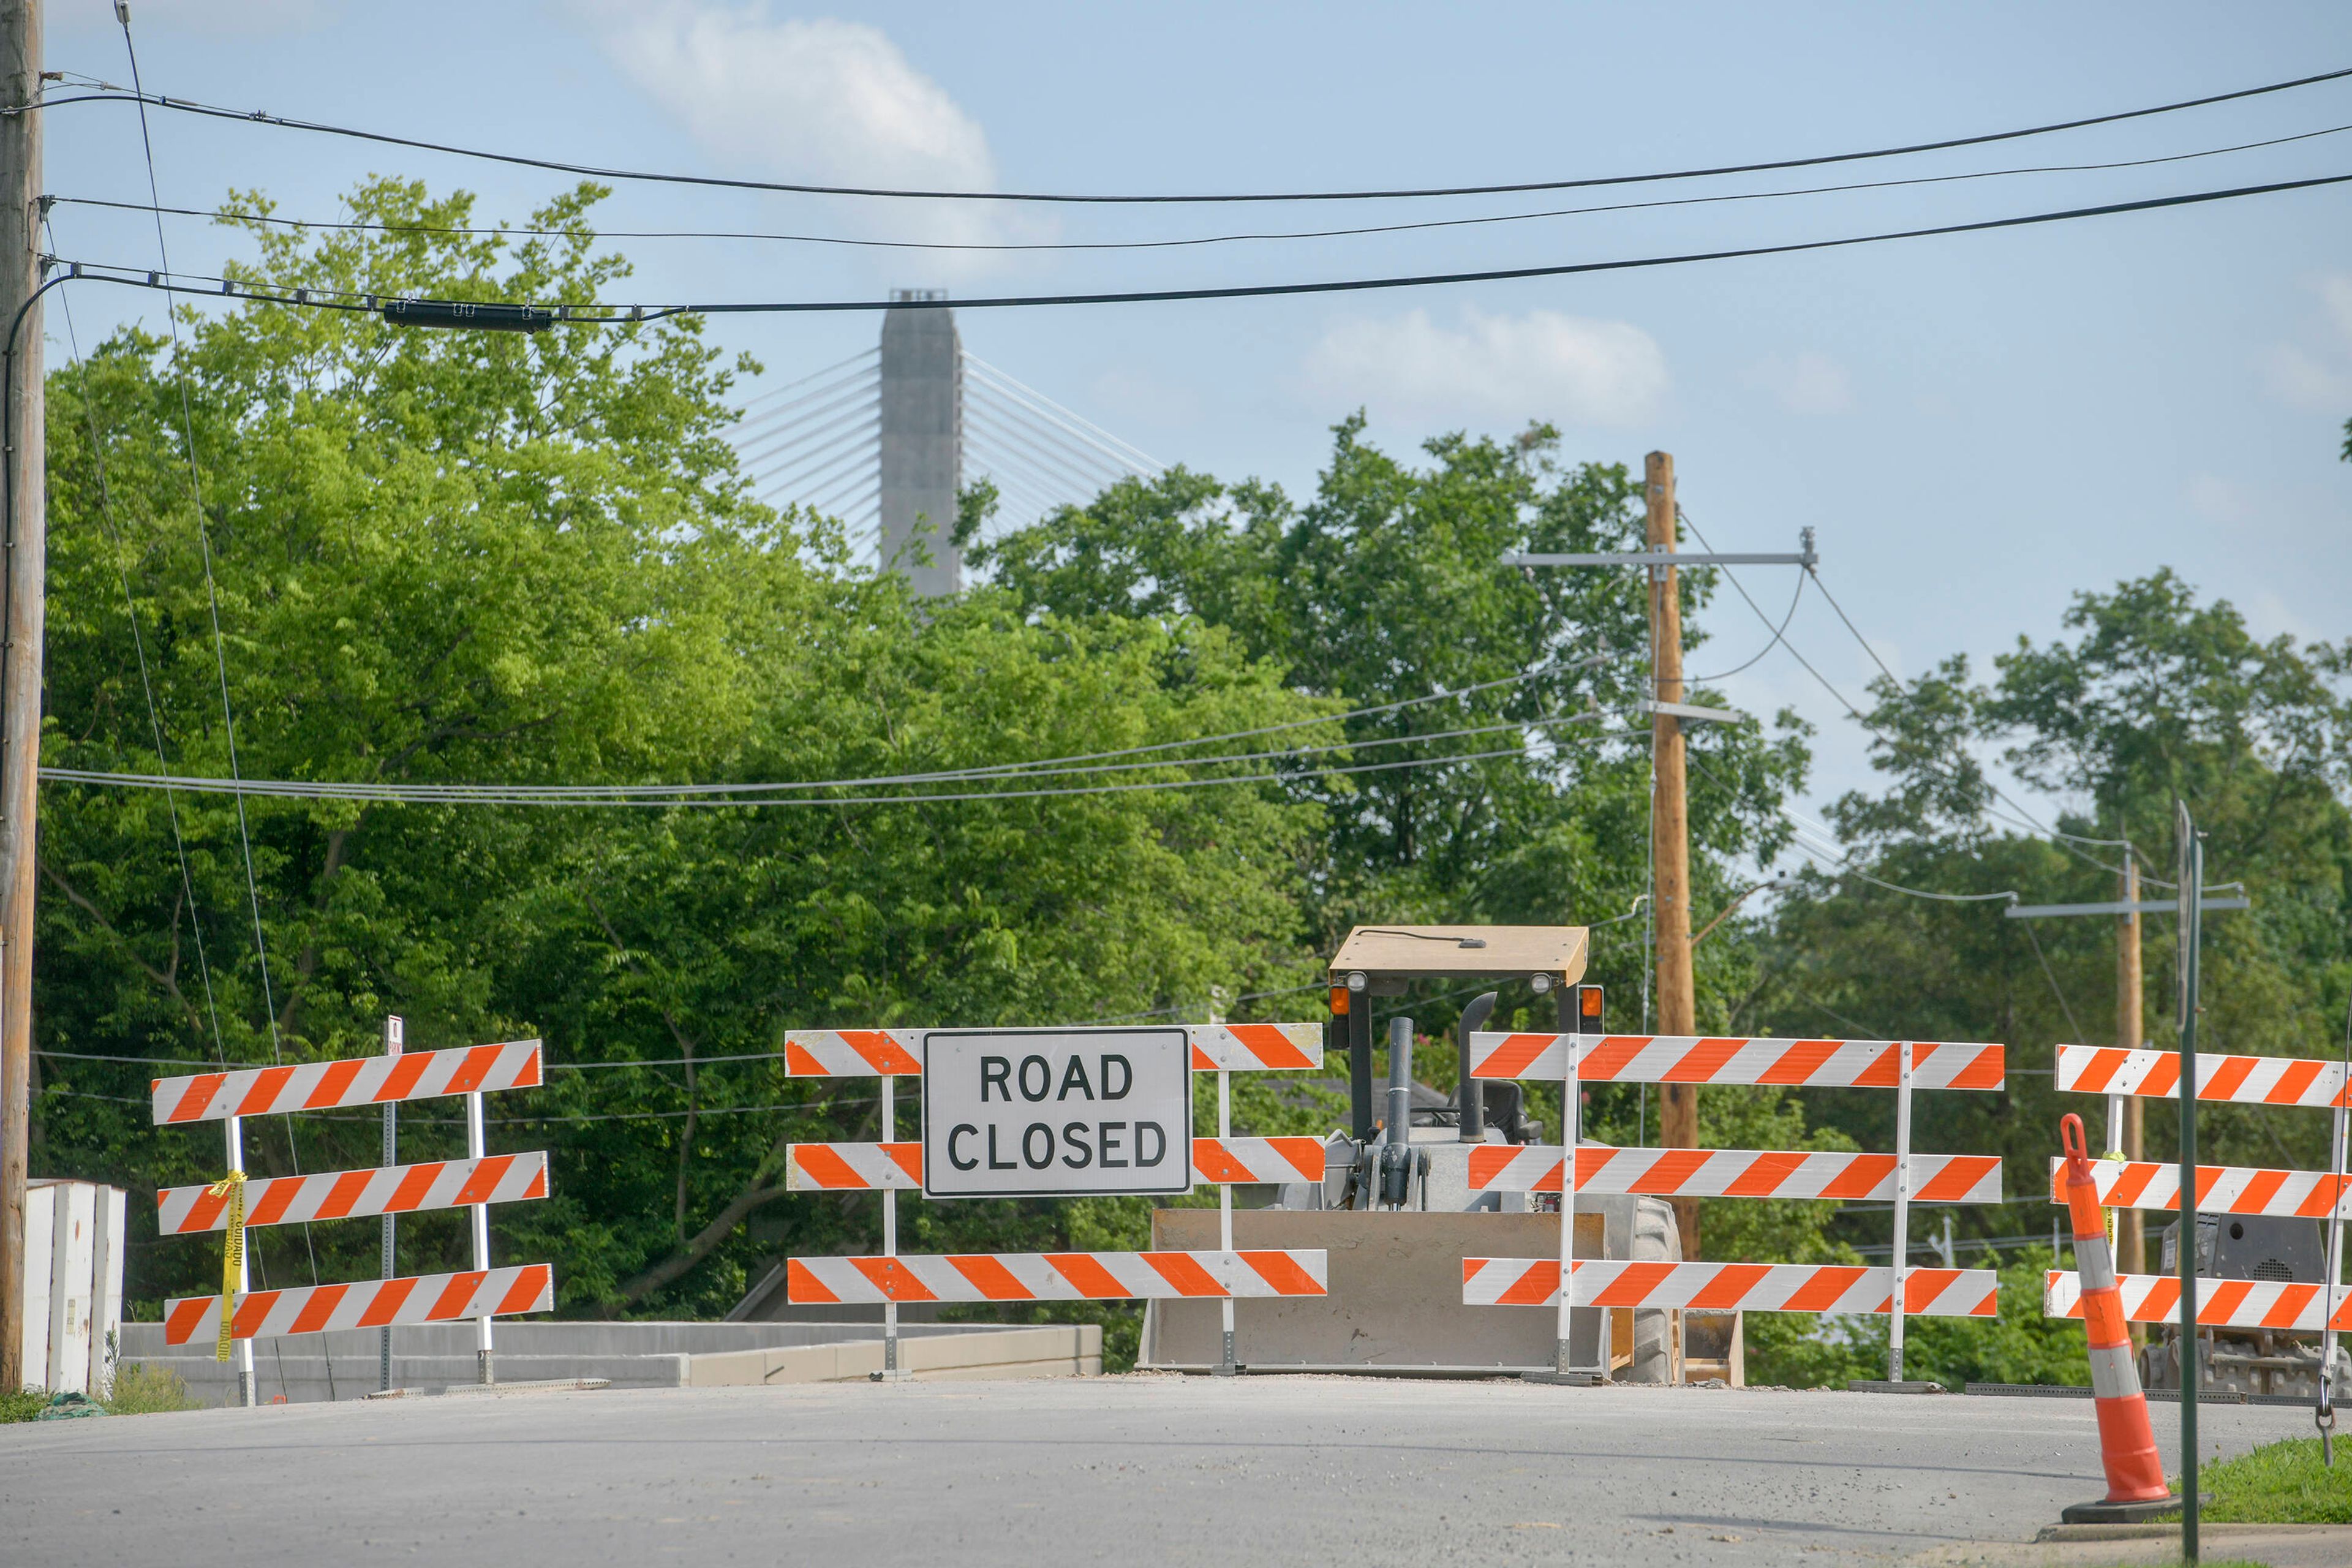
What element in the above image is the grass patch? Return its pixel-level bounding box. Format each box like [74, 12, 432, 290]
[104, 1363, 199, 1415]
[0, 1386, 48, 1423]
[2169, 1435, 2352, 1525]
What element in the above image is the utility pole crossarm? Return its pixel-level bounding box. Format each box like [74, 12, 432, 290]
[1504, 532, 1816, 571]
[2005, 897, 2248, 919]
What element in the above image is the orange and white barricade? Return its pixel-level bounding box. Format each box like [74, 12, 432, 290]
[1465, 1030, 2006, 1382]
[164, 1264, 554, 1347]
[787, 1250, 1327, 1305]
[781, 1021, 1327, 1375]
[2048, 1043, 2352, 1387]
[148, 1029, 552, 1405]
[785, 1137, 1325, 1192]
[1464, 1259, 1998, 1317]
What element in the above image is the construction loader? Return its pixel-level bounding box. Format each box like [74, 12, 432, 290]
[1143, 924, 1712, 1380]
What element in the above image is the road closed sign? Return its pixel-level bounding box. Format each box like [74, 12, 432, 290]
[921, 1028, 1193, 1199]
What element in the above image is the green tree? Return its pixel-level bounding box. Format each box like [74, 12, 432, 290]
[33, 181, 1330, 1328]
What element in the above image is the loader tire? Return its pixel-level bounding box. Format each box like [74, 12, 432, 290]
[1623, 1196, 1680, 1384]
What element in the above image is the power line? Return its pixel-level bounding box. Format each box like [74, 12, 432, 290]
[34, 65, 2352, 205]
[44, 717, 1615, 810]
[53, 168, 2352, 320]
[51, 118, 2352, 255]
[41, 654, 1618, 804]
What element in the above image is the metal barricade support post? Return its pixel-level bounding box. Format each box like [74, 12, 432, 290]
[380, 1014, 401, 1394]
[1889, 1039, 1913, 1384]
[466, 1087, 494, 1384]
[225, 1112, 254, 1408]
[1556, 1033, 1581, 1377]
[881, 1072, 899, 1378]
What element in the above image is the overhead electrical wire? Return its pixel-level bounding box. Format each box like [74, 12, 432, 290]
[45, 715, 1616, 809]
[53, 119, 2352, 256]
[40, 652, 1619, 804]
[31, 64, 2352, 205]
[47, 169, 2352, 321]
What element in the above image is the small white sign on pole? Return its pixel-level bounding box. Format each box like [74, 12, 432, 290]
[922, 1028, 1193, 1199]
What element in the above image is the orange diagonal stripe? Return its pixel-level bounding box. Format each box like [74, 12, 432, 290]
[1141, 1253, 1227, 1298]
[1238, 1250, 1322, 1295]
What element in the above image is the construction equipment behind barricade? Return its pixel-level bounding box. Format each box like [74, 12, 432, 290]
[2047, 1042, 2351, 1400]
[147, 1030, 553, 1405]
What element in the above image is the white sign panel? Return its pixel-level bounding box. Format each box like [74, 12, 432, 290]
[922, 1028, 1193, 1199]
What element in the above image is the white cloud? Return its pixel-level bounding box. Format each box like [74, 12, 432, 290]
[1746, 351, 1853, 415]
[2261, 344, 2352, 410]
[2261, 271, 2352, 409]
[2184, 472, 2256, 527]
[1298, 307, 1667, 427]
[581, 3, 996, 194]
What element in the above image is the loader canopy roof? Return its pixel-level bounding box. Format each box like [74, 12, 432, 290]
[1326, 925, 1588, 984]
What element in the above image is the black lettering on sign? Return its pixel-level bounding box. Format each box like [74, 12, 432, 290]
[1019, 1055, 1051, 1102]
[1101, 1055, 1133, 1100]
[948, 1126, 979, 1171]
[1057, 1056, 1094, 1101]
[1023, 1124, 1055, 1170]
[1061, 1122, 1094, 1168]
[981, 1057, 1011, 1102]
[986, 1126, 1017, 1170]
[1137, 1121, 1167, 1168]
[1100, 1121, 1128, 1168]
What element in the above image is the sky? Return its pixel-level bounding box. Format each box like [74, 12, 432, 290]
[38, 0, 2352, 869]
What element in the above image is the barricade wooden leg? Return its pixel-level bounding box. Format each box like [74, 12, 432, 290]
[226, 1115, 254, 1408]
[466, 1090, 492, 1384]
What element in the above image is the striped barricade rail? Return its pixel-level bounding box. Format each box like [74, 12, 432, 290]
[2045, 1270, 2352, 1333]
[2044, 1157, 2350, 1219]
[786, 1249, 1328, 1305]
[164, 1264, 555, 1346]
[1467, 1033, 2005, 1090]
[2056, 1044, 2346, 1107]
[1463, 1259, 1999, 1317]
[1471, 1146, 2002, 1204]
[784, 1023, 1322, 1077]
[157, 1153, 549, 1234]
[150, 1039, 543, 1124]
[785, 1137, 1327, 1191]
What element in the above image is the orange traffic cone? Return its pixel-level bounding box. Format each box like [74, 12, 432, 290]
[2056, 1112, 2178, 1525]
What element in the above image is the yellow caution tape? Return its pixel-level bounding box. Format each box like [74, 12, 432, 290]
[205, 1170, 246, 1362]
[2097, 1148, 2127, 1256]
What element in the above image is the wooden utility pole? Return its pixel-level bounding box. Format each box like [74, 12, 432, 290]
[2117, 856, 2144, 1281]
[1646, 451, 1700, 1258]
[0, 0, 42, 1393]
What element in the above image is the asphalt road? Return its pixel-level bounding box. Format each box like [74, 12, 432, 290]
[0, 1376, 2313, 1567]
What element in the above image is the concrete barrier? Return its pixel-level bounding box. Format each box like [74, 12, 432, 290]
[115, 1319, 1100, 1404]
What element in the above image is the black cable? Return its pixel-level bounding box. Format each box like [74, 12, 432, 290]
[52, 168, 2352, 320]
[32, 64, 2352, 204]
[50, 119, 2352, 252]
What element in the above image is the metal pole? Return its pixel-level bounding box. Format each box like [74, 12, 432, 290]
[2323, 1098, 2344, 1461]
[2176, 802, 2201, 1565]
[1556, 1033, 1581, 1376]
[0, 0, 43, 1398]
[226, 1114, 254, 1408]
[881, 1072, 897, 1376]
[379, 1015, 401, 1393]
[1218, 1061, 1234, 1374]
[2118, 856, 2146, 1286]
[1645, 451, 1700, 1262]
[466, 1089, 492, 1385]
[1889, 1041, 1913, 1384]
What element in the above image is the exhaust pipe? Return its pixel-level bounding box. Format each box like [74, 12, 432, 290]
[1457, 992, 1499, 1142]
[1380, 1017, 1416, 1208]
